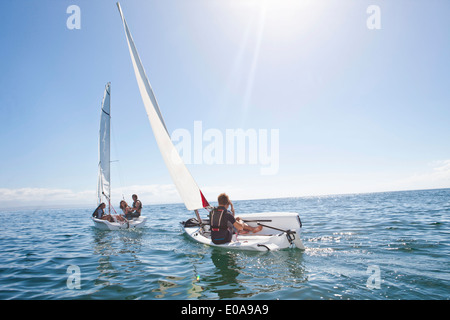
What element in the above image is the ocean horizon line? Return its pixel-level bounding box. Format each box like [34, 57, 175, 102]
[1, 186, 448, 212]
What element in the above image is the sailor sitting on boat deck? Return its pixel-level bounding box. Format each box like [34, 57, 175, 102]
[92, 203, 117, 222]
[209, 193, 263, 244]
[120, 200, 135, 220]
[130, 194, 142, 218]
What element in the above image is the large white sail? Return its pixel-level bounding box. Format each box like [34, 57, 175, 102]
[97, 82, 111, 206]
[117, 3, 209, 211]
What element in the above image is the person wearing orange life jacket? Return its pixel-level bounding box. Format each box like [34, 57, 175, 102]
[209, 193, 263, 244]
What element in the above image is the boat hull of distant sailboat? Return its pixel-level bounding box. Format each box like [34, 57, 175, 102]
[91, 216, 147, 231]
[182, 212, 305, 251]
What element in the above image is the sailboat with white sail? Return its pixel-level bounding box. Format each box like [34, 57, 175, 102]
[116, 2, 304, 250]
[91, 82, 147, 230]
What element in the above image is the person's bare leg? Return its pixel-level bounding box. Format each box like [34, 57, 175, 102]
[243, 224, 263, 233]
[236, 217, 263, 234]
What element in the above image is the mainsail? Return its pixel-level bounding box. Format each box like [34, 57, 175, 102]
[97, 82, 111, 208]
[117, 2, 209, 211]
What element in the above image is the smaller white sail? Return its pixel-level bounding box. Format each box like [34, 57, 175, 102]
[117, 3, 209, 211]
[97, 82, 111, 206]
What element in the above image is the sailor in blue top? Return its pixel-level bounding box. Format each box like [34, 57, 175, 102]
[92, 202, 119, 222]
[93, 203, 106, 219]
[210, 193, 263, 244]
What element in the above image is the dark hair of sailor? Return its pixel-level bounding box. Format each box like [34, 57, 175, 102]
[217, 193, 230, 206]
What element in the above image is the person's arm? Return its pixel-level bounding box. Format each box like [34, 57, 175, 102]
[229, 200, 235, 216]
[228, 211, 242, 230]
[232, 213, 244, 231]
[136, 200, 142, 212]
[233, 221, 244, 231]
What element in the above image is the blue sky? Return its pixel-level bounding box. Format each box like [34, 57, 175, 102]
[0, 0, 449, 208]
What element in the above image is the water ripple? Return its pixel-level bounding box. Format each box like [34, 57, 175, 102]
[0, 189, 449, 299]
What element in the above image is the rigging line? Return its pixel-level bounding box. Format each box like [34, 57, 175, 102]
[102, 191, 118, 215]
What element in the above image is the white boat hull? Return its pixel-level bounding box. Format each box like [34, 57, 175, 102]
[91, 216, 147, 230]
[182, 212, 305, 251]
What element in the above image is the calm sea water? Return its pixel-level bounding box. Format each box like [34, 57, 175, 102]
[0, 189, 449, 300]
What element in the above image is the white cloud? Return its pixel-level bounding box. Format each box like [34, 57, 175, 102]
[113, 184, 180, 206]
[2, 160, 448, 210]
[388, 159, 450, 191]
[0, 184, 182, 210]
[0, 182, 266, 210]
[0, 183, 236, 210]
[0, 187, 95, 209]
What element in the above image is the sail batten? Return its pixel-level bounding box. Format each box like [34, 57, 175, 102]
[117, 2, 209, 211]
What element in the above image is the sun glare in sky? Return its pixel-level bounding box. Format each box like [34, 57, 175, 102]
[0, 0, 448, 208]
